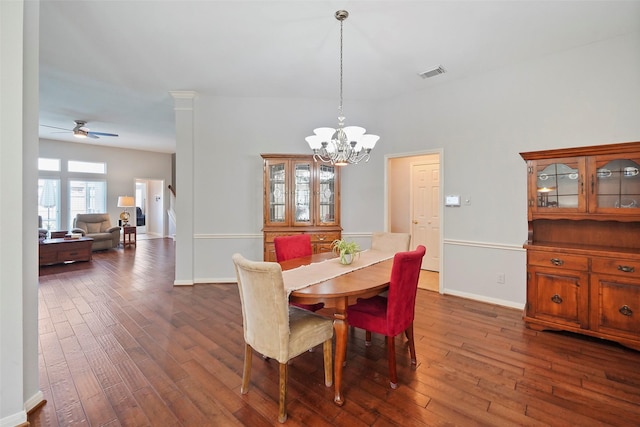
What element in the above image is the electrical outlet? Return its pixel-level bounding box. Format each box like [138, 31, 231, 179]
[497, 273, 505, 284]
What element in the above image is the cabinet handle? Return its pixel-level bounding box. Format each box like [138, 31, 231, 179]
[619, 305, 633, 316]
[617, 265, 635, 273]
[317, 235, 326, 241]
[550, 258, 564, 266]
[551, 294, 563, 304]
[591, 174, 595, 194]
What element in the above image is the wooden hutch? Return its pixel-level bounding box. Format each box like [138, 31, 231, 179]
[261, 154, 341, 262]
[520, 141, 640, 350]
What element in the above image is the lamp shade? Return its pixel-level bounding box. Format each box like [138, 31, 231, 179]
[117, 196, 135, 208]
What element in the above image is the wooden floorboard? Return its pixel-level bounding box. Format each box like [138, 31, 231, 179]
[30, 238, 640, 426]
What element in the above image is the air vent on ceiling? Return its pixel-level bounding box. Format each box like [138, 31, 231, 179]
[418, 66, 446, 79]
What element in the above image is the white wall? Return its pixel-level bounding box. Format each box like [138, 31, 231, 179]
[190, 95, 378, 282]
[382, 32, 640, 306]
[187, 31, 640, 309]
[39, 139, 172, 235]
[148, 179, 164, 235]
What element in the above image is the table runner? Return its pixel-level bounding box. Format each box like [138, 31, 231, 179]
[282, 249, 394, 295]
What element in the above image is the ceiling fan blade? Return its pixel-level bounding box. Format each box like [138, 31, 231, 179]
[87, 133, 101, 139]
[88, 131, 118, 137]
[40, 124, 72, 131]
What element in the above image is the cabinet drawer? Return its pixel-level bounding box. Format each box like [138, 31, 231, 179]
[528, 252, 588, 271]
[58, 249, 90, 262]
[264, 232, 293, 243]
[39, 251, 58, 264]
[308, 232, 340, 244]
[592, 258, 640, 279]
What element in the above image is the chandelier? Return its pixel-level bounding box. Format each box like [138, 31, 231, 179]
[305, 10, 379, 166]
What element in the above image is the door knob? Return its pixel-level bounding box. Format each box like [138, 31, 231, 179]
[413, 220, 418, 224]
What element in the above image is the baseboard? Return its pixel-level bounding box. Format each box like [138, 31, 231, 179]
[0, 411, 26, 427]
[194, 277, 236, 284]
[444, 289, 525, 310]
[24, 391, 45, 414]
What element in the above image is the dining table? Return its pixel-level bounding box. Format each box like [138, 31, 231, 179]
[279, 250, 395, 406]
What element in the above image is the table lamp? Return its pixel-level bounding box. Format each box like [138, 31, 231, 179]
[117, 196, 135, 226]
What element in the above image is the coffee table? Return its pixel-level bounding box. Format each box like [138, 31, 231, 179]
[39, 237, 94, 266]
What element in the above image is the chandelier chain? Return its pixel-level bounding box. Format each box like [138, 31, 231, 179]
[339, 18, 344, 118]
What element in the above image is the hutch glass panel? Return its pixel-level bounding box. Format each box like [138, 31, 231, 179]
[536, 162, 580, 208]
[596, 159, 640, 209]
[294, 162, 312, 223]
[268, 162, 286, 223]
[318, 164, 336, 224]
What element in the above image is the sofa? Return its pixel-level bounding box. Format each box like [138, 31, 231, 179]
[72, 213, 121, 251]
[38, 216, 48, 240]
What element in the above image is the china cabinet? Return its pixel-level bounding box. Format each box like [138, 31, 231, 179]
[520, 141, 640, 350]
[262, 154, 341, 262]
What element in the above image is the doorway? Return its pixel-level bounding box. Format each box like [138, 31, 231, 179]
[135, 178, 165, 238]
[387, 150, 442, 292]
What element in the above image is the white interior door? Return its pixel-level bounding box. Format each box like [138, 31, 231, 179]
[411, 161, 440, 271]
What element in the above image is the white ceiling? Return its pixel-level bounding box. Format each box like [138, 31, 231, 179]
[38, 1, 640, 153]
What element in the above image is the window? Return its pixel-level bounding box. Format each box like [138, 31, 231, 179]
[38, 179, 60, 230]
[38, 158, 61, 172]
[38, 158, 109, 230]
[68, 160, 106, 174]
[69, 180, 107, 228]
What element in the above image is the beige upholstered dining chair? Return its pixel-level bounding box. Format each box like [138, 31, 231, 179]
[232, 253, 334, 423]
[371, 232, 413, 298]
[371, 232, 411, 253]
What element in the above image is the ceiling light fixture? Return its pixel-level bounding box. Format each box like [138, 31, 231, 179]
[305, 10, 379, 166]
[73, 129, 88, 138]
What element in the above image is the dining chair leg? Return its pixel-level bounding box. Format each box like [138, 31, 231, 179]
[406, 324, 417, 365]
[278, 362, 288, 423]
[241, 343, 252, 394]
[386, 335, 398, 389]
[365, 330, 372, 346]
[323, 338, 333, 387]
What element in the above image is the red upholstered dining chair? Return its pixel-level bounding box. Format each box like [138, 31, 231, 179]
[346, 245, 426, 389]
[274, 234, 312, 261]
[274, 234, 324, 312]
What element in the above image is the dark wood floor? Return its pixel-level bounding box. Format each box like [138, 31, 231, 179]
[31, 239, 640, 426]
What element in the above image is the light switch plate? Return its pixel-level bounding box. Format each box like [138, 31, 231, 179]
[445, 195, 461, 207]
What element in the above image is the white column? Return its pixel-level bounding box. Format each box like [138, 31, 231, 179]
[22, 0, 45, 415]
[1, 1, 41, 424]
[170, 91, 197, 285]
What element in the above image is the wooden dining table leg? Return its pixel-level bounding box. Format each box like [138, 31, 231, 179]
[332, 297, 348, 406]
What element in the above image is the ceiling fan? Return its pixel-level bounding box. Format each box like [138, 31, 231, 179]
[41, 120, 119, 139]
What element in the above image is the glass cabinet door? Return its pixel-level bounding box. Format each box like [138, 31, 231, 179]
[530, 158, 585, 213]
[316, 164, 339, 225]
[591, 155, 640, 212]
[292, 161, 312, 226]
[265, 160, 288, 225]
